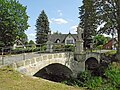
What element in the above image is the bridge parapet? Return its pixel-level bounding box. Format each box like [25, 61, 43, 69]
[10, 52, 79, 76]
[74, 52, 101, 63]
[85, 52, 101, 63]
[9, 52, 101, 78]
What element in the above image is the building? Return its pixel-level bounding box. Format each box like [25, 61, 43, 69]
[48, 33, 78, 45]
[103, 38, 117, 50]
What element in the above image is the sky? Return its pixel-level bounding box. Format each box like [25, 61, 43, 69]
[19, 0, 82, 41]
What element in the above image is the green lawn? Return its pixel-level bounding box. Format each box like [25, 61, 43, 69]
[0, 66, 84, 90]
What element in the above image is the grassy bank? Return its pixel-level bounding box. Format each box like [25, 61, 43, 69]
[0, 66, 83, 90]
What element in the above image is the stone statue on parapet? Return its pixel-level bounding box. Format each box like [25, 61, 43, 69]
[75, 26, 84, 54]
[77, 26, 83, 41]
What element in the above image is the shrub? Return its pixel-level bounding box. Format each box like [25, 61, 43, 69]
[96, 45, 103, 50]
[77, 70, 91, 83]
[85, 76, 103, 89]
[53, 45, 64, 51]
[65, 45, 74, 51]
[41, 45, 46, 51]
[62, 77, 82, 87]
[105, 64, 120, 88]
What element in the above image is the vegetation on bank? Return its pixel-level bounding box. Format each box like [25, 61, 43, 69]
[0, 66, 83, 90]
[62, 62, 120, 90]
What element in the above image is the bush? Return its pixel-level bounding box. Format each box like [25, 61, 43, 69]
[105, 65, 120, 89]
[11, 46, 42, 54]
[62, 77, 82, 87]
[53, 45, 64, 51]
[77, 70, 91, 83]
[96, 45, 103, 50]
[41, 45, 46, 51]
[85, 77, 103, 89]
[65, 45, 74, 51]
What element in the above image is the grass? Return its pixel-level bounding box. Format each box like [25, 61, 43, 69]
[0, 66, 84, 90]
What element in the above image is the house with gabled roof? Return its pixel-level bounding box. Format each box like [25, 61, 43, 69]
[103, 38, 118, 50]
[48, 33, 78, 45]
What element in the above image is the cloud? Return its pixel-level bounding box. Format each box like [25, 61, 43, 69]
[27, 33, 36, 41]
[57, 10, 61, 12]
[51, 18, 68, 24]
[49, 19, 52, 23]
[28, 33, 35, 37]
[70, 25, 77, 32]
[57, 10, 63, 16]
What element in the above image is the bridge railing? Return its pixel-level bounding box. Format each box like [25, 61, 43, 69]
[0, 43, 75, 65]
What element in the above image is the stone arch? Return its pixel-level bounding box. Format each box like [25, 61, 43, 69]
[85, 57, 98, 70]
[33, 63, 73, 82]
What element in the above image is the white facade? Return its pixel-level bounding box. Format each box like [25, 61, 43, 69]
[65, 34, 75, 45]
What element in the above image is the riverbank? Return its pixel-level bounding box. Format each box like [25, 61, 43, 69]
[0, 66, 84, 90]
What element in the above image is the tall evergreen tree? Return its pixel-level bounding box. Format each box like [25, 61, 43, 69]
[35, 10, 50, 44]
[79, 0, 97, 49]
[96, 0, 120, 60]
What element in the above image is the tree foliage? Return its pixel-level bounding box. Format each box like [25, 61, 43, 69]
[29, 40, 35, 45]
[95, 0, 120, 58]
[79, 0, 97, 49]
[0, 0, 29, 47]
[53, 31, 62, 35]
[35, 10, 50, 44]
[93, 35, 109, 47]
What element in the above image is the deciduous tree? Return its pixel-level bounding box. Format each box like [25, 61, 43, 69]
[96, 0, 120, 60]
[0, 0, 29, 47]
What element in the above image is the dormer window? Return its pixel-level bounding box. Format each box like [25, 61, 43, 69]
[56, 39, 60, 43]
[67, 40, 73, 44]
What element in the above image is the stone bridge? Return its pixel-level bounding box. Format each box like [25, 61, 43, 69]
[11, 52, 101, 78]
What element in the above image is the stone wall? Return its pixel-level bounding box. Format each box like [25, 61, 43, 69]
[9, 52, 100, 78]
[10, 52, 81, 77]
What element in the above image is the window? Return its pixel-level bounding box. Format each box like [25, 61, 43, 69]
[67, 40, 73, 44]
[56, 39, 60, 43]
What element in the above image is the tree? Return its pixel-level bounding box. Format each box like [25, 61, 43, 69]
[79, 0, 97, 49]
[53, 31, 62, 35]
[17, 32, 28, 45]
[0, 0, 29, 47]
[29, 40, 35, 45]
[35, 10, 50, 44]
[93, 35, 109, 47]
[96, 0, 120, 60]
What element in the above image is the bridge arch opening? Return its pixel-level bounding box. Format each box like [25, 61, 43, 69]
[85, 57, 98, 70]
[33, 63, 73, 82]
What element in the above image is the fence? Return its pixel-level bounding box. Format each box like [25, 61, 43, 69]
[0, 43, 75, 66]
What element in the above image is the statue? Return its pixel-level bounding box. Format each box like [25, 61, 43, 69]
[77, 27, 83, 41]
[75, 26, 84, 54]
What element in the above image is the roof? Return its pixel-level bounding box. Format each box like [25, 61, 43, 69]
[103, 38, 118, 47]
[48, 33, 78, 43]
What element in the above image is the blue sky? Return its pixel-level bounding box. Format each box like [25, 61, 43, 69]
[19, 0, 82, 41]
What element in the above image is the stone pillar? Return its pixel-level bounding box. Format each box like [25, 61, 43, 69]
[75, 26, 84, 54]
[46, 41, 53, 52]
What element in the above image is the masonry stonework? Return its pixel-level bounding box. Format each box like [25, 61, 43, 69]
[10, 52, 101, 78]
